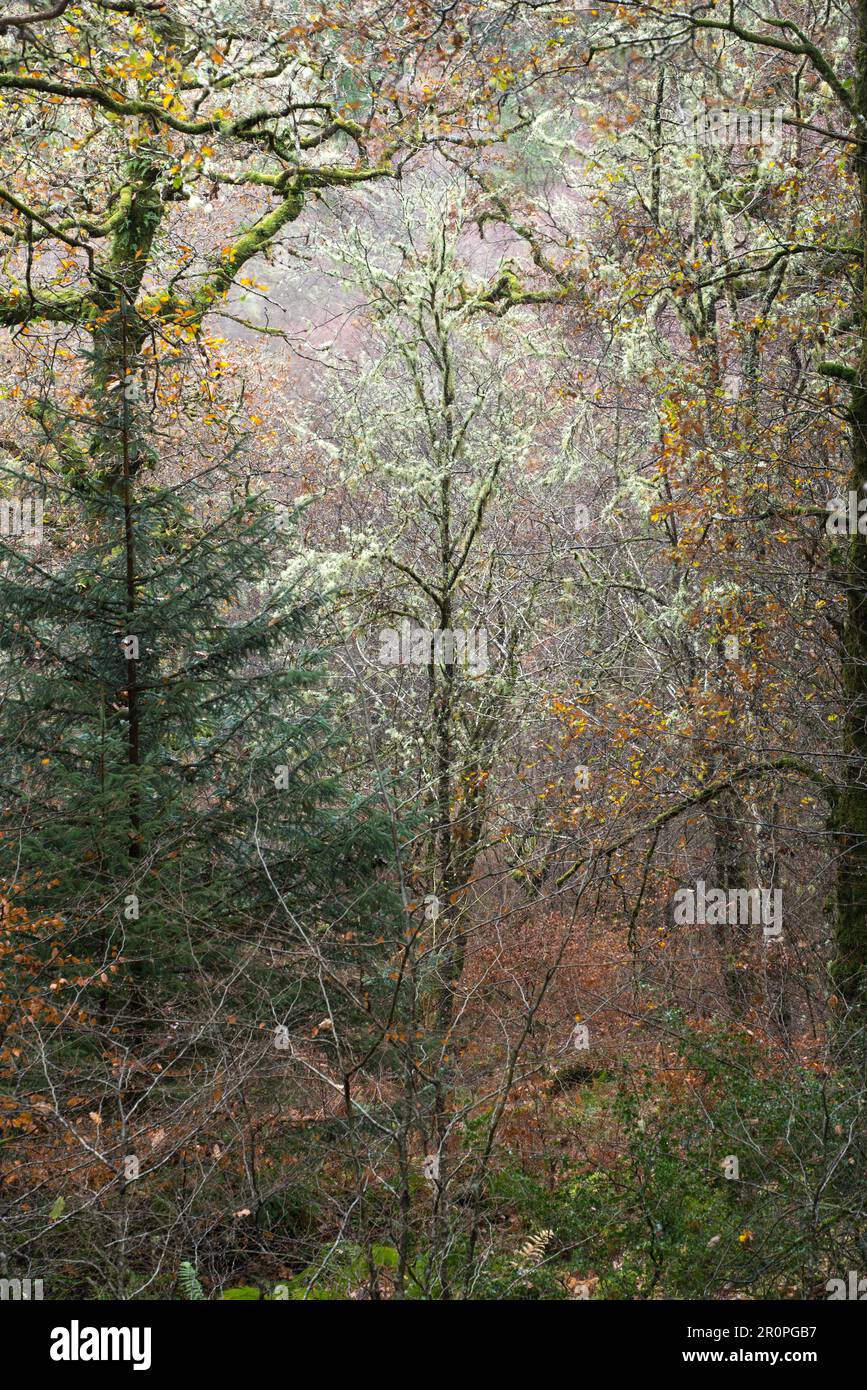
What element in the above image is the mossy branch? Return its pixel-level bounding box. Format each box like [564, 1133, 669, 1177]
[556, 757, 836, 889]
[818, 361, 858, 384]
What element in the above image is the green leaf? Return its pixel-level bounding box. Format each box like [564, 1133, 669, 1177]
[221, 1286, 261, 1300]
[49, 1197, 65, 1221]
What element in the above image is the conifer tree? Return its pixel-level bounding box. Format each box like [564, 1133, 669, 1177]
[0, 299, 399, 1067]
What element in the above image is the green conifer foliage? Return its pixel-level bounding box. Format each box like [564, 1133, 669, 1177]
[0, 425, 399, 1056]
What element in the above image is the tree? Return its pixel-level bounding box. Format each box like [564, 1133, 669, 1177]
[489, 0, 867, 1026]
[0, 334, 401, 1294]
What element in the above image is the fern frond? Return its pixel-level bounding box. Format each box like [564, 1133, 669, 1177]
[513, 1228, 553, 1272]
[178, 1260, 204, 1301]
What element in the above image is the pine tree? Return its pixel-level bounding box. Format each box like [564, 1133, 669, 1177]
[0, 329, 399, 1062]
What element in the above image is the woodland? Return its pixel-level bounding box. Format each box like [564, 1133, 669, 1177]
[0, 0, 865, 1302]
